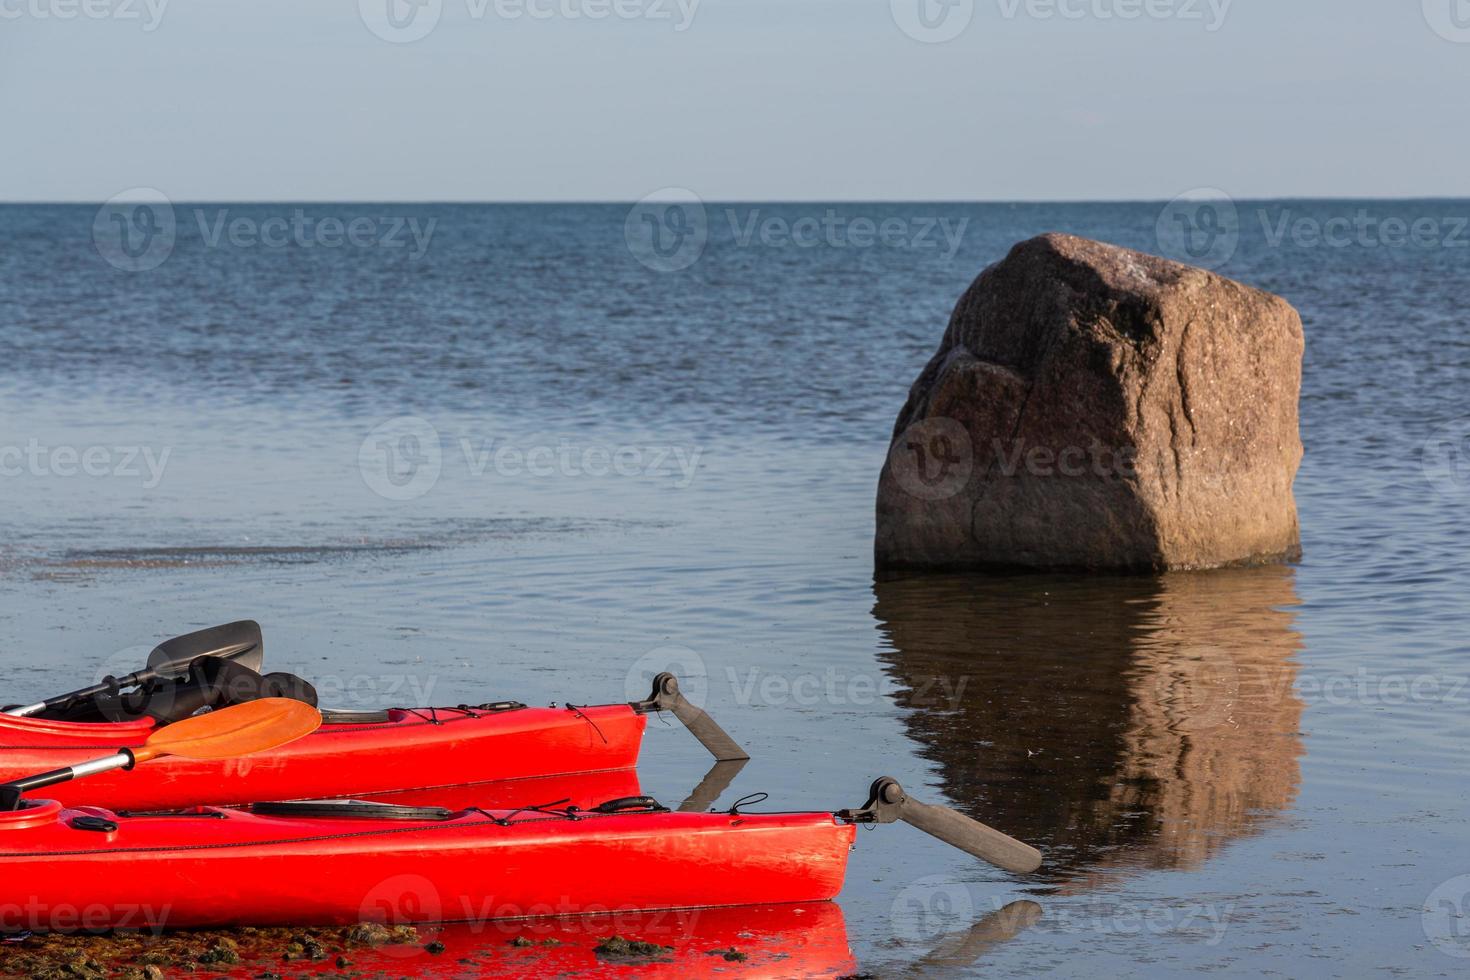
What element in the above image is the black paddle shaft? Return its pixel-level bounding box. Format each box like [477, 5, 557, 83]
[5, 621, 263, 718]
[0, 752, 135, 811]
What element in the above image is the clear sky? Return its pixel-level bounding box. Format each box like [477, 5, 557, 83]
[1, 0, 1466, 201]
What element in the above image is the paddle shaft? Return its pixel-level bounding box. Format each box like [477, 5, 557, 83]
[6, 672, 154, 718]
[0, 752, 134, 810]
[0, 698, 321, 811]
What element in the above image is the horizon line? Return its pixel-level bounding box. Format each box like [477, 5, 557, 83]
[5, 195, 1470, 207]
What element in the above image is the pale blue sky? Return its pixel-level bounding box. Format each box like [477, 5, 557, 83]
[1, 0, 1466, 201]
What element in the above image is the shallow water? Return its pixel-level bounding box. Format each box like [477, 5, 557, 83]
[1, 202, 1468, 976]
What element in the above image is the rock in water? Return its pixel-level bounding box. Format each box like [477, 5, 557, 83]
[876, 233, 1303, 572]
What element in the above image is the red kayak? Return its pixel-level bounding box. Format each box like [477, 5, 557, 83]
[0, 778, 1039, 932]
[2, 622, 746, 810]
[0, 798, 854, 931]
[0, 702, 645, 811]
[0, 668, 743, 810]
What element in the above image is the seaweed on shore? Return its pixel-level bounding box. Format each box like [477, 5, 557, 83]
[0, 924, 423, 979]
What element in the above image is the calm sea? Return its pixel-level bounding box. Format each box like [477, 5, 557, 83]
[1, 201, 1468, 976]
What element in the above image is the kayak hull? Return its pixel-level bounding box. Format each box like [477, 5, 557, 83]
[0, 704, 646, 810]
[0, 800, 855, 930]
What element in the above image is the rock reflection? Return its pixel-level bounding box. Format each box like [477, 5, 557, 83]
[873, 565, 1304, 885]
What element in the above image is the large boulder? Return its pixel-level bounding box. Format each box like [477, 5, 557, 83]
[876, 233, 1303, 572]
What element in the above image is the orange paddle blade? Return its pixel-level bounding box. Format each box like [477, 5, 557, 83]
[132, 698, 322, 764]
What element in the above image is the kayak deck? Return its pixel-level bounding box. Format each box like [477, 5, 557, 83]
[0, 703, 646, 810]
